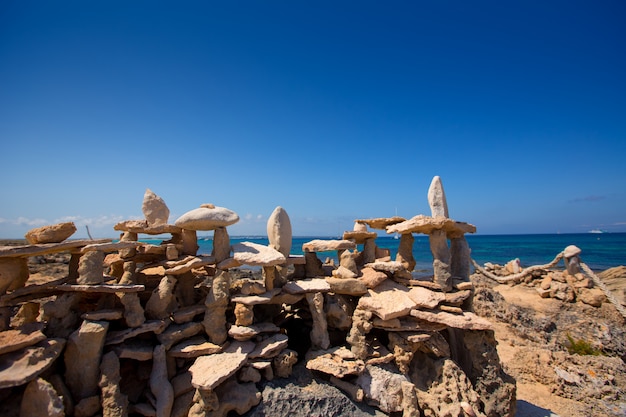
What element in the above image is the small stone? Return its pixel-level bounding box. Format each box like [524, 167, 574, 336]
[249, 333, 290, 359]
[357, 279, 417, 320]
[77, 250, 105, 284]
[360, 267, 388, 289]
[25, 222, 77, 244]
[326, 277, 368, 295]
[564, 245, 582, 258]
[282, 278, 331, 294]
[578, 288, 606, 307]
[0, 323, 46, 355]
[228, 322, 281, 341]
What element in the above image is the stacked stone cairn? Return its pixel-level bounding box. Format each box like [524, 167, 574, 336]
[0, 178, 515, 417]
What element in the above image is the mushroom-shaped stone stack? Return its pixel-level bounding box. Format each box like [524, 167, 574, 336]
[175, 204, 240, 257]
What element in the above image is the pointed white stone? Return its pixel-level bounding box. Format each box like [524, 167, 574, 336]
[427, 176, 449, 218]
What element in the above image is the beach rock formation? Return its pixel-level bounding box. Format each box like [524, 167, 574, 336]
[24, 222, 77, 244]
[0, 176, 517, 417]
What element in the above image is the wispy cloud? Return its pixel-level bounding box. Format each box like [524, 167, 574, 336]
[4, 215, 133, 228]
[568, 195, 606, 203]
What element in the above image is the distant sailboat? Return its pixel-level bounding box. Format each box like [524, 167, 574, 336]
[588, 229, 605, 234]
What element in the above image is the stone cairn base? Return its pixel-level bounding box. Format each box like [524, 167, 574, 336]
[0, 177, 515, 417]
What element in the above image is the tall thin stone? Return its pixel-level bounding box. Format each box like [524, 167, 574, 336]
[427, 176, 449, 218]
[203, 270, 230, 345]
[267, 206, 292, 258]
[450, 237, 471, 282]
[212, 227, 231, 263]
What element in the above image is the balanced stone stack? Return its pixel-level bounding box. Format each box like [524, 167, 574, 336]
[0, 179, 516, 417]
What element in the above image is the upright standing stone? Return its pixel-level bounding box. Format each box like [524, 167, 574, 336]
[396, 233, 416, 272]
[203, 270, 230, 345]
[427, 176, 449, 218]
[142, 189, 170, 226]
[99, 351, 128, 417]
[150, 345, 174, 417]
[306, 292, 330, 350]
[77, 250, 105, 285]
[20, 378, 65, 417]
[212, 227, 231, 263]
[267, 206, 292, 258]
[64, 320, 109, 401]
[450, 237, 471, 282]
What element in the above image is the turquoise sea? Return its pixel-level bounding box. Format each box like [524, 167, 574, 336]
[178, 233, 626, 274]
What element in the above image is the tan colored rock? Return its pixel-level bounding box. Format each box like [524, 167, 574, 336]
[358, 279, 417, 320]
[282, 278, 331, 294]
[409, 309, 493, 330]
[347, 308, 373, 359]
[25, 221, 77, 244]
[428, 175, 449, 218]
[174, 205, 239, 230]
[356, 364, 410, 413]
[232, 241, 286, 266]
[564, 244, 582, 258]
[306, 349, 365, 378]
[0, 338, 65, 389]
[74, 395, 101, 417]
[249, 333, 290, 359]
[99, 351, 128, 417]
[235, 302, 254, 326]
[169, 336, 222, 358]
[407, 286, 445, 309]
[157, 321, 204, 350]
[396, 233, 416, 271]
[302, 239, 356, 252]
[578, 288, 606, 307]
[386, 215, 476, 237]
[189, 341, 255, 390]
[343, 222, 377, 243]
[355, 217, 406, 230]
[0, 323, 46, 355]
[145, 275, 178, 320]
[306, 292, 330, 350]
[105, 320, 167, 346]
[142, 188, 170, 226]
[326, 277, 368, 295]
[151, 344, 174, 417]
[364, 260, 406, 274]
[203, 270, 230, 345]
[228, 322, 281, 341]
[326, 293, 354, 330]
[0, 257, 29, 294]
[267, 206, 293, 258]
[230, 288, 281, 305]
[360, 267, 388, 289]
[64, 320, 109, 400]
[77, 250, 105, 284]
[273, 349, 298, 378]
[20, 377, 65, 417]
[206, 378, 261, 417]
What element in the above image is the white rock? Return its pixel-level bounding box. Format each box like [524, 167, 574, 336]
[232, 242, 286, 266]
[267, 206, 293, 258]
[142, 189, 170, 226]
[174, 205, 239, 230]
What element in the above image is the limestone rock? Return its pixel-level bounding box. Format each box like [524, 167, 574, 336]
[189, 341, 255, 390]
[325, 293, 355, 330]
[150, 345, 174, 417]
[306, 349, 366, 378]
[357, 279, 417, 321]
[306, 292, 330, 350]
[564, 244, 582, 258]
[64, 320, 109, 400]
[302, 239, 356, 252]
[232, 242, 286, 266]
[578, 287, 606, 307]
[326, 277, 368, 296]
[20, 377, 65, 417]
[208, 378, 262, 417]
[273, 349, 298, 378]
[427, 175, 449, 218]
[203, 270, 230, 345]
[0, 338, 65, 389]
[267, 206, 293, 258]
[386, 215, 476, 237]
[360, 267, 388, 289]
[0, 323, 46, 355]
[145, 275, 178, 320]
[77, 250, 105, 284]
[0, 257, 29, 294]
[142, 188, 170, 226]
[99, 351, 128, 417]
[157, 321, 204, 350]
[407, 286, 446, 309]
[228, 322, 281, 341]
[409, 309, 493, 330]
[249, 333, 290, 359]
[355, 217, 406, 230]
[25, 221, 77, 244]
[282, 278, 331, 294]
[355, 364, 409, 413]
[174, 205, 239, 230]
[169, 336, 222, 358]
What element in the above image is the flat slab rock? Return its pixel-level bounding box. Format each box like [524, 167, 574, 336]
[357, 279, 417, 320]
[282, 278, 331, 294]
[232, 242, 286, 266]
[302, 239, 356, 252]
[306, 348, 365, 378]
[0, 338, 66, 389]
[0, 323, 47, 355]
[189, 341, 255, 390]
[409, 309, 493, 330]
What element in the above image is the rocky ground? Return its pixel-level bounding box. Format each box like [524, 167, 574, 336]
[1, 242, 625, 417]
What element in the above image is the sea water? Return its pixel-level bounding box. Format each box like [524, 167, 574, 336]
[174, 233, 626, 273]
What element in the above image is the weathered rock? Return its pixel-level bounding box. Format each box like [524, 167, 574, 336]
[407, 286, 446, 309]
[396, 233, 416, 271]
[306, 292, 330, 350]
[578, 287, 606, 307]
[235, 302, 254, 326]
[0, 323, 46, 355]
[428, 175, 449, 218]
[386, 215, 476, 237]
[157, 321, 204, 350]
[409, 309, 493, 330]
[326, 277, 368, 295]
[325, 293, 355, 330]
[358, 279, 417, 320]
[74, 395, 101, 417]
[267, 206, 293, 258]
[99, 351, 128, 417]
[208, 378, 262, 417]
[228, 322, 281, 341]
[283, 278, 330, 294]
[150, 344, 174, 417]
[174, 204, 239, 230]
[273, 349, 298, 378]
[249, 333, 290, 359]
[77, 250, 105, 284]
[0, 257, 29, 294]
[0, 338, 65, 389]
[347, 308, 373, 359]
[232, 242, 286, 266]
[356, 364, 409, 413]
[25, 221, 77, 244]
[169, 336, 222, 358]
[142, 188, 170, 226]
[360, 267, 388, 289]
[355, 217, 406, 230]
[65, 320, 109, 400]
[189, 341, 255, 390]
[20, 377, 65, 417]
[145, 275, 178, 319]
[306, 348, 365, 378]
[203, 270, 230, 345]
[302, 239, 356, 252]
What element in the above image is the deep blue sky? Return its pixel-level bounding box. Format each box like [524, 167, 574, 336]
[1, 1, 625, 238]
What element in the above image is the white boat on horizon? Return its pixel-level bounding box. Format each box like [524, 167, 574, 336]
[588, 229, 605, 234]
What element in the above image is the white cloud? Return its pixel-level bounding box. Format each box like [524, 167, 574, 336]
[15, 217, 48, 226]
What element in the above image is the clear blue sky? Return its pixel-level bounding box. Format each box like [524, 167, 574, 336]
[1, 1, 625, 238]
